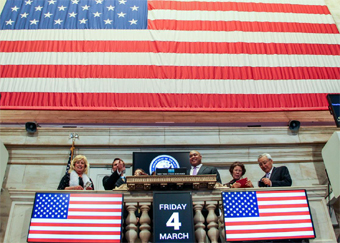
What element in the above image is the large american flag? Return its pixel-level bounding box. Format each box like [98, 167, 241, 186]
[27, 193, 123, 242]
[0, 0, 340, 111]
[222, 190, 315, 241]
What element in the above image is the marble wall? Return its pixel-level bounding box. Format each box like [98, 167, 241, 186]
[0, 126, 339, 242]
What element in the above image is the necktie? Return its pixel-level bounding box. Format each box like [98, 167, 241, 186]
[193, 167, 197, 175]
[266, 173, 270, 178]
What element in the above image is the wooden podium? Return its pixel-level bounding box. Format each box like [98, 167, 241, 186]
[126, 174, 217, 190]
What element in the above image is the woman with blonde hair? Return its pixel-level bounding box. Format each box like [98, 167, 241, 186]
[57, 155, 94, 190]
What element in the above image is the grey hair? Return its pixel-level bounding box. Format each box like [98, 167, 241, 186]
[258, 153, 272, 161]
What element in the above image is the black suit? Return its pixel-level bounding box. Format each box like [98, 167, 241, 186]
[102, 170, 121, 190]
[189, 165, 222, 184]
[258, 166, 292, 187]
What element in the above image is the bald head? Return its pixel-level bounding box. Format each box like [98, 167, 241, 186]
[189, 150, 202, 167]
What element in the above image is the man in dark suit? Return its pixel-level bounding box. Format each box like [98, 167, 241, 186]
[258, 153, 292, 187]
[102, 158, 126, 190]
[189, 150, 222, 183]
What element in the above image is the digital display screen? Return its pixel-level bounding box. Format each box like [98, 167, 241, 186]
[133, 152, 190, 175]
[222, 189, 316, 242]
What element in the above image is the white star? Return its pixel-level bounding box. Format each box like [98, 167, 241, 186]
[82, 5, 90, 10]
[129, 19, 137, 25]
[107, 5, 115, 11]
[54, 19, 63, 25]
[93, 12, 101, 17]
[117, 12, 126, 18]
[69, 12, 77, 17]
[71, 0, 79, 4]
[11, 6, 19, 11]
[130, 5, 139, 11]
[48, 0, 56, 4]
[35, 5, 43, 11]
[21, 12, 29, 18]
[104, 19, 112, 24]
[25, 0, 33, 5]
[79, 18, 87, 24]
[6, 19, 14, 25]
[119, 0, 127, 4]
[44, 12, 53, 18]
[95, 0, 103, 4]
[30, 19, 39, 25]
[58, 5, 66, 11]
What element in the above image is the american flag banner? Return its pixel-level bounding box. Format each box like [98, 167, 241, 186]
[0, 0, 340, 111]
[27, 193, 123, 243]
[222, 190, 316, 241]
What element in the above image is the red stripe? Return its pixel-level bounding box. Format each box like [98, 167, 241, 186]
[259, 204, 308, 209]
[1, 41, 340, 55]
[226, 227, 314, 234]
[225, 219, 312, 226]
[227, 235, 315, 241]
[69, 201, 122, 205]
[67, 216, 122, 219]
[259, 211, 311, 217]
[148, 20, 338, 33]
[257, 190, 306, 194]
[2, 65, 340, 79]
[29, 231, 120, 235]
[148, 1, 330, 14]
[27, 239, 120, 242]
[30, 223, 121, 227]
[0, 92, 330, 111]
[257, 196, 307, 201]
[70, 194, 122, 197]
[69, 208, 121, 212]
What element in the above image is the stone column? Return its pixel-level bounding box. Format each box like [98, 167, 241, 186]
[139, 203, 151, 243]
[206, 201, 219, 243]
[193, 202, 206, 243]
[125, 203, 138, 243]
[218, 202, 226, 242]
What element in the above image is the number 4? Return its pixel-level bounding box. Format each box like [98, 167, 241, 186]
[166, 212, 182, 230]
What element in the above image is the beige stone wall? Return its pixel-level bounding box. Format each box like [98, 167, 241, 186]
[0, 126, 339, 242]
[326, 0, 340, 31]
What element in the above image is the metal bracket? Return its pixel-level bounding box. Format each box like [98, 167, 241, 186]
[69, 133, 79, 141]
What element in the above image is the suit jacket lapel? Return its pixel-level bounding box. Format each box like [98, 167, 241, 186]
[197, 165, 205, 175]
[270, 167, 276, 179]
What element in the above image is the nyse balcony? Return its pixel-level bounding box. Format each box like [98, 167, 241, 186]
[3, 185, 337, 243]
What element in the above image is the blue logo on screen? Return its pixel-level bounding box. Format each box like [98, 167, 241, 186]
[149, 155, 180, 174]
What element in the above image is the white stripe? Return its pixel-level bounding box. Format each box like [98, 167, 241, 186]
[1, 30, 339, 44]
[70, 197, 122, 202]
[225, 215, 311, 222]
[68, 204, 121, 209]
[1, 79, 340, 94]
[29, 226, 121, 231]
[226, 231, 315, 239]
[257, 192, 306, 198]
[68, 212, 121, 216]
[27, 234, 120, 240]
[2, 53, 340, 67]
[31, 219, 121, 223]
[225, 222, 313, 230]
[148, 10, 334, 24]
[153, 0, 326, 5]
[259, 208, 309, 213]
[258, 200, 308, 205]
